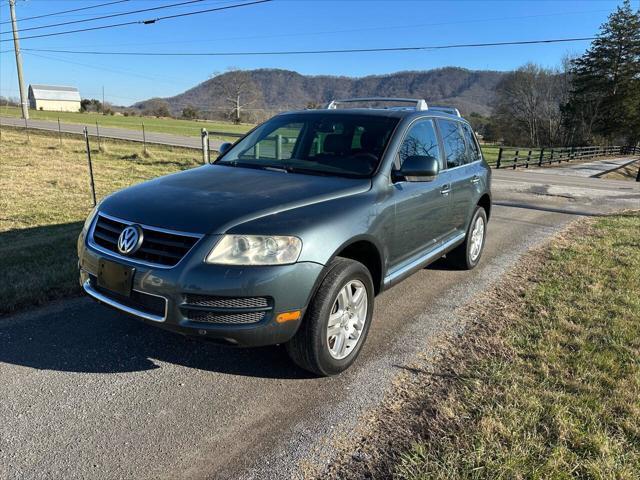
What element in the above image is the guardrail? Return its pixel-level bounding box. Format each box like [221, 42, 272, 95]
[494, 145, 639, 169]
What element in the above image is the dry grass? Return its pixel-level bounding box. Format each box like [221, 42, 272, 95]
[322, 213, 640, 479]
[0, 126, 202, 314]
[602, 160, 640, 181]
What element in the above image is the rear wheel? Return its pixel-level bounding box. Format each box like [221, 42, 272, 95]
[285, 257, 374, 376]
[446, 206, 487, 270]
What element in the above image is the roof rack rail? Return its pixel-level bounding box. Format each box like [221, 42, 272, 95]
[429, 105, 461, 117]
[326, 97, 428, 111]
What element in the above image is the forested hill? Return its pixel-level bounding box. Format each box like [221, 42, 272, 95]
[135, 67, 506, 117]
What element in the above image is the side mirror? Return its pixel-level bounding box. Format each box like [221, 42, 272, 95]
[398, 155, 439, 181]
[218, 142, 233, 156]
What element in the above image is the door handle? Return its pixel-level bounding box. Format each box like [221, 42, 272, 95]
[440, 184, 451, 196]
[470, 175, 480, 184]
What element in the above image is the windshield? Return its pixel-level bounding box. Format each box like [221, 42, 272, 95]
[216, 113, 399, 178]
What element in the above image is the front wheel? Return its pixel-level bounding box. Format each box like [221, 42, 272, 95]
[446, 206, 487, 270]
[285, 257, 374, 376]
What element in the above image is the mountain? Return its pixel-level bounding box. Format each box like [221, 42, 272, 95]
[134, 67, 506, 118]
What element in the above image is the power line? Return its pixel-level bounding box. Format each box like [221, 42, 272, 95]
[39, 8, 610, 50]
[0, 0, 210, 35]
[0, 0, 272, 43]
[0, 0, 131, 26]
[22, 36, 598, 56]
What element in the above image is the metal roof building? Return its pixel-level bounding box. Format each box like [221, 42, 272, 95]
[28, 84, 81, 112]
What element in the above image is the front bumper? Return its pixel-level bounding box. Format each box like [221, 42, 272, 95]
[78, 231, 324, 347]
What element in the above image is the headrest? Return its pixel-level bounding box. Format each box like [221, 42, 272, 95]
[323, 134, 350, 154]
[360, 131, 383, 151]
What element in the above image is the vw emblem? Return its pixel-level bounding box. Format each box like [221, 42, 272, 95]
[117, 225, 143, 255]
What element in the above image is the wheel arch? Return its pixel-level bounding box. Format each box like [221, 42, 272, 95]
[477, 193, 492, 220]
[327, 236, 385, 295]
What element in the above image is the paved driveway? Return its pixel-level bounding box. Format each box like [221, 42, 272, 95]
[0, 171, 638, 480]
[0, 116, 225, 151]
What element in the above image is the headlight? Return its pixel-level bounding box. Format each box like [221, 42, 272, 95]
[205, 235, 302, 265]
[82, 196, 108, 232]
[83, 205, 99, 232]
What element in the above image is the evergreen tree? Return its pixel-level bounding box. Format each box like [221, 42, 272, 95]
[565, 0, 640, 144]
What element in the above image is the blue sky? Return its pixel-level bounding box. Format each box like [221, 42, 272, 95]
[0, 0, 629, 106]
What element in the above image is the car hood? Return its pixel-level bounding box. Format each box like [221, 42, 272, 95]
[100, 164, 371, 234]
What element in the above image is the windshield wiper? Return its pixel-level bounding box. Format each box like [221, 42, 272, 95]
[217, 161, 290, 173]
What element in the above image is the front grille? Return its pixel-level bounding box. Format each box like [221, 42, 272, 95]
[89, 275, 166, 317]
[184, 294, 269, 309]
[187, 310, 266, 325]
[91, 214, 200, 267]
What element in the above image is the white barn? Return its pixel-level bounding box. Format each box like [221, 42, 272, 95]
[28, 84, 81, 112]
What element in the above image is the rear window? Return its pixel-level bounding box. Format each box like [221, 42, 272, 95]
[461, 123, 481, 163]
[437, 119, 467, 169]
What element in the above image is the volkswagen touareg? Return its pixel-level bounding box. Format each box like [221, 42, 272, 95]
[78, 97, 491, 376]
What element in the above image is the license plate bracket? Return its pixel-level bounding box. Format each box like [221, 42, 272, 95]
[97, 259, 135, 297]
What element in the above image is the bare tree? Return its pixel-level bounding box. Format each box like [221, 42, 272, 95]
[493, 63, 568, 147]
[211, 69, 263, 124]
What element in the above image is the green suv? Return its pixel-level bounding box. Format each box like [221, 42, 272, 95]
[78, 98, 491, 376]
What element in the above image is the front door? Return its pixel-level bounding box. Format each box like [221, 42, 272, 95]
[389, 119, 453, 268]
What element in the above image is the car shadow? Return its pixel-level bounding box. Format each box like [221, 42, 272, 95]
[0, 300, 314, 380]
[425, 256, 461, 271]
[0, 221, 314, 380]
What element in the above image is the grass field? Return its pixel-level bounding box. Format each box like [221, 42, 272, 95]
[480, 144, 501, 165]
[0, 126, 203, 314]
[0, 105, 253, 137]
[393, 214, 640, 479]
[602, 159, 640, 181]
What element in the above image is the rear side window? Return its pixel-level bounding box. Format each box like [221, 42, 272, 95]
[438, 119, 467, 169]
[398, 119, 441, 168]
[461, 123, 481, 163]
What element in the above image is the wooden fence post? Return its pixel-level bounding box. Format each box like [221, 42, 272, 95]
[201, 128, 210, 164]
[57, 117, 62, 146]
[538, 148, 544, 167]
[275, 134, 282, 160]
[83, 127, 97, 207]
[496, 147, 503, 169]
[513, 149, 519, 170]
[141, 122, 147, 155]
[95, 121, 102, 151]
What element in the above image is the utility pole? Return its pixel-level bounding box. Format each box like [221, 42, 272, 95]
[102, 86, 105, 115]
[8, 0, 29, 120]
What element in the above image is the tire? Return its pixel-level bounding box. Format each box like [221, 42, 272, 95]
[445, 206, 487, 270]
[285, 257, 374, 376]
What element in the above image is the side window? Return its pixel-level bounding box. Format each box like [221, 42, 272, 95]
[461, 123, 481, 163]
[438, 120, 467, 169]
[398, 119, 441, 168]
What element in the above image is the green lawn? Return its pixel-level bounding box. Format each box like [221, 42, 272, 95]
[0, 126, 204, 314]
[480, 144, 501, 165]
[395, 213, 640, 479]
[0, 105, 253, 138]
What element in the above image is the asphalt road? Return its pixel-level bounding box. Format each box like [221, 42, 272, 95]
[0, 116, 225, 151]
[1, 171, 638, 480]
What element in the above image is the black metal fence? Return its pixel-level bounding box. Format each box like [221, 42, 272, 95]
[495, 145, 639, 170]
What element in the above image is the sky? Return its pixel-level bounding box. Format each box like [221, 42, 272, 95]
[0, 0, 633, 106]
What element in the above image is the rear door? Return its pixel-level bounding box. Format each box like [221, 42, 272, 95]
[389, 118, 453, 267]
[437, 119, 475, 234]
